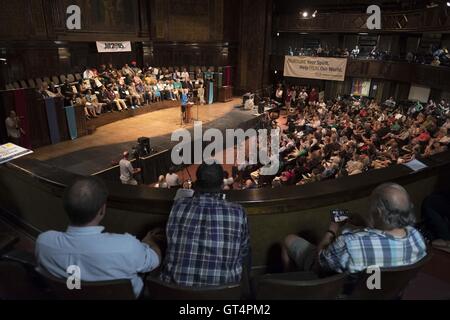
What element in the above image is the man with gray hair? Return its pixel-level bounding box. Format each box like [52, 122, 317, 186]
[281, 183, 427, 274]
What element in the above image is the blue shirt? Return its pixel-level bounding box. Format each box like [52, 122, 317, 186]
[35, 226, 160, 297]
[319, 226, 427, 274]
[181, 93, 188, 106]
[161, 193, 250, 287]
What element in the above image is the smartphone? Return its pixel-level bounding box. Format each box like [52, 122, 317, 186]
[331, 209, 350, 223]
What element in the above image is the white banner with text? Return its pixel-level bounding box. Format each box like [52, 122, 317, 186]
[96, 41, 132, 53]
[283, 56, 348, 81]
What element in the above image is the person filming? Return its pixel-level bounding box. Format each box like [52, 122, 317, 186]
[5, 110, 25, 146]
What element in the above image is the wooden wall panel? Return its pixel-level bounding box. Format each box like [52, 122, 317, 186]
[236, 0, 272, 92]
[45, 0, 144, 41]
[0, 0, 249, 90]
[0, 1, 40, 40]
[150, 0, 225, 42]
[275, 7, 450, 34]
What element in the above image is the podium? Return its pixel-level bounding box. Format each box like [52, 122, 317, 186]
[184, 103, 194, 123]
[218, 86, 233, 102]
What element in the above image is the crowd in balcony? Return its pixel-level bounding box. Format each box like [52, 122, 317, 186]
[286, 44, 450, 67]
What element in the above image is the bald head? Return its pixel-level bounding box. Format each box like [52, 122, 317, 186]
[368, 183, 415, 230]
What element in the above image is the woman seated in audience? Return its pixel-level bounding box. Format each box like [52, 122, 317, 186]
[154, 175, 168, 188]
[75, 93, 97, 119]
[107, 84, 128, 111]
[165, 80, 176, 101]
[128, 82, 144, 108]
[135, 80, 147, 105]
[173, 79, 183, 101]
[223, 171, 234, 190]
[143, 80, 154, 105]
[85, 89, 105, 116]
[152, 82, 162, 102]
[157, 81, 167, 100]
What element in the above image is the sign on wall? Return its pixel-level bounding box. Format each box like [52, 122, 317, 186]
[352, 78, 372, 97]
[96, 41, 132, 53]
[408, 84, 431, 103]
[283, 56, 348, 82]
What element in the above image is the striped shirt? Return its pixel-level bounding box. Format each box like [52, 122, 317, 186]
[319, 226, 427, 273]
[161, 193, 250, 287]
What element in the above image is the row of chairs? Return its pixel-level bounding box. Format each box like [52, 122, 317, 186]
[3, 66, 230, 91]
[4, 73, 83, 91]
[0, 232, 431, 300]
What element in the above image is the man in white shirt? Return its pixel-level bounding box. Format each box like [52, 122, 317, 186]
[35, 177, 162, 298]
[119, 151, 141, 185]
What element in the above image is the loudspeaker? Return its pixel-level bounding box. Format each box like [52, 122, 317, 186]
[138, 137, 151, 156]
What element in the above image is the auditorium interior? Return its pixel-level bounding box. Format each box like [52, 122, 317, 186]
[1, 0, 450, 302]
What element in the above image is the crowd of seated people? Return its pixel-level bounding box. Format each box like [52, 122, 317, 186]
[36, 61, 209, 120]
[224, 86, 450, 189]
[286, 44, 450, 67]
[287, 45, 391, 60]
[34, 163, 428, 299]
[407, 46, 450, 67]
[149, 86, 450, 192]
[288, 45, 352, 58]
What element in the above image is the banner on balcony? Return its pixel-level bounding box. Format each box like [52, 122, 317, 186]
[283, 56, 348, 81]
[96, 41, 132, 53]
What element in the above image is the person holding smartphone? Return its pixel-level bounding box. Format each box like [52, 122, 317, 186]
[281, 183, 427, 275]
[5, 110, 25, 146]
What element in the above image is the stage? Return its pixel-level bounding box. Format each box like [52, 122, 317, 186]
[29, 98, 257, 176]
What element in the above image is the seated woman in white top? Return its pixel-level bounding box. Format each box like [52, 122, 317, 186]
[155, 175, 168, 188]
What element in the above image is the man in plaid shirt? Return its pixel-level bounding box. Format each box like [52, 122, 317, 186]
[281, 183, 427, 274]
[161, 163, 250, 287]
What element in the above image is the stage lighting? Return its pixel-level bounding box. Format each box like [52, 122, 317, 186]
[276, 32, 280, 36]
[447, 1, 450, 7]
[274, 70, 278, 74]
[312, 10, 317, 18]
[302, 11, 308, 18]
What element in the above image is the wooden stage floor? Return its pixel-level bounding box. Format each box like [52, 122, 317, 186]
[30, 98, 256, 175]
